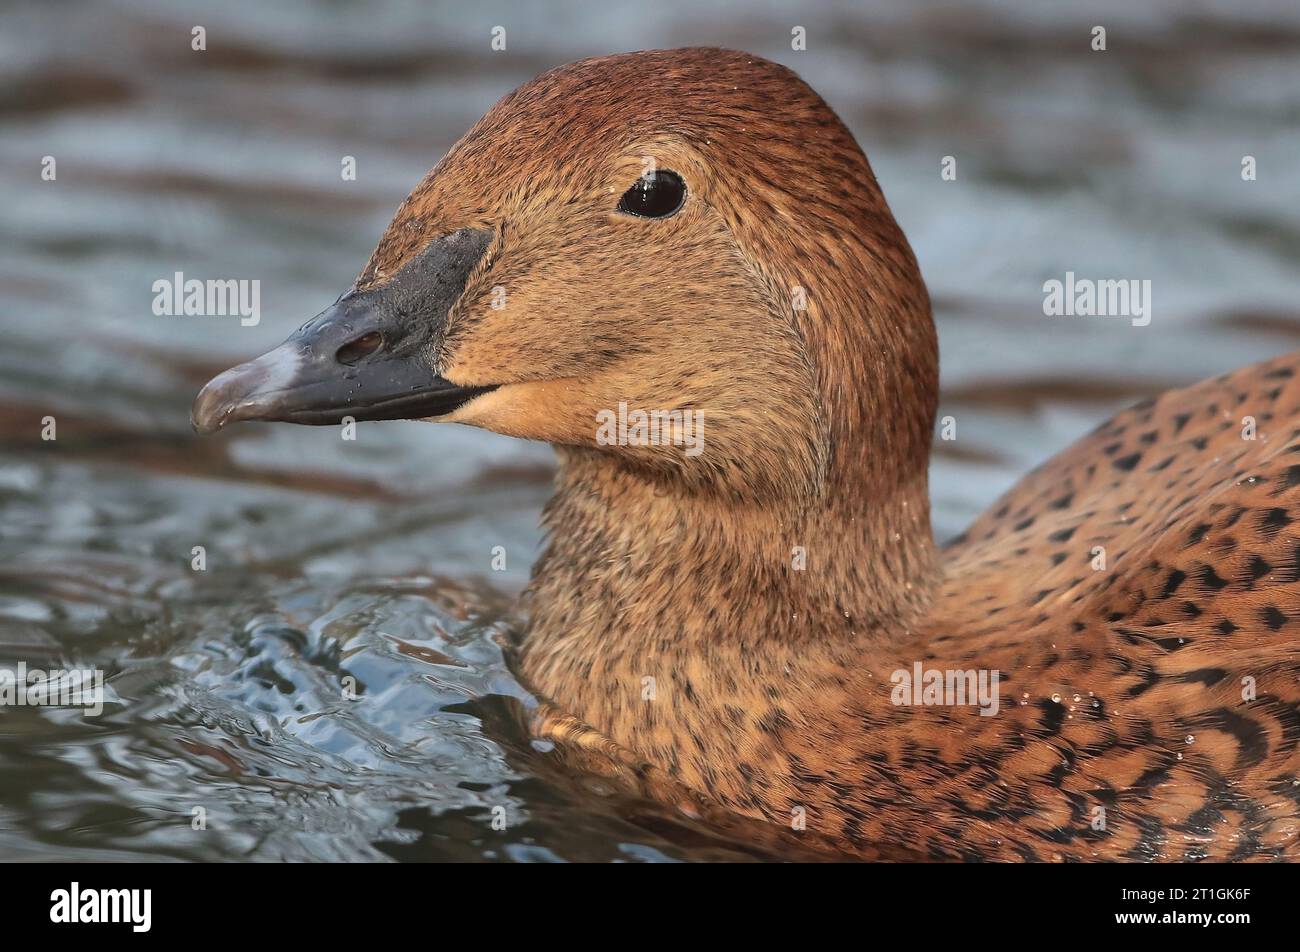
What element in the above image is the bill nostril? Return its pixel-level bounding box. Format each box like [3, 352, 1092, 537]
[336, 331, 384, 365]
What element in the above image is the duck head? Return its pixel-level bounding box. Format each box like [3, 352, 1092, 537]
[193, 47, 937, 505]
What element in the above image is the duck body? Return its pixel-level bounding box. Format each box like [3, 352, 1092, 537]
[525, 352, 1300, 861]
[193, 48, 1300, 861]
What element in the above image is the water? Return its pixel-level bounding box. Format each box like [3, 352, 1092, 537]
[2, 0, 1299, 861]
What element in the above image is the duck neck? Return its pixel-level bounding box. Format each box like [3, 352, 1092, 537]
[520, 185, 941, 796]
[519, 446, 939, 769]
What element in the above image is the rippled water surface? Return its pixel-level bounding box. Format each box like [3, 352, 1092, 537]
[2, 0, 1299, 860]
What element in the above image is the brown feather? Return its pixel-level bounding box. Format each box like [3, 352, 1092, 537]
[359, 48, 1300, 861]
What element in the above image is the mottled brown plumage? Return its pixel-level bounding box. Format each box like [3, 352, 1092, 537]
[202, 48, 1300, 860]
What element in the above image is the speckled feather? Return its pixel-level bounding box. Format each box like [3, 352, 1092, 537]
[357, 49, 1300, 861]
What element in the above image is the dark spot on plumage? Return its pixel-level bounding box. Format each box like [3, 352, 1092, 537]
[1177, 668, 1225, 686]
[1246, 555, 1272, 583]
[1049, 526, 1076, 543]
[1214, 618, 1238, 636]
[1258, 507, 1290, 536]
[1038, 698, 1066, 734]
[1160, 568, 1187, 598]
[1262, 606, 1287, 630]
[1213, 536, 1238, 554]
[1179, 804, 1226, 841]
[1123, 664, 1160, 698]
[1199, 565, 1229, 591]
[1122, 819, 1166, 865]
[1173, 412, 1192, 434]
[1188, 708, 1270, 769]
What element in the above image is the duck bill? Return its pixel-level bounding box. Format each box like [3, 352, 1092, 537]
[191, 227, 496, 434]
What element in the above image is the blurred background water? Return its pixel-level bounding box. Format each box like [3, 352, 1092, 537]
[1, 0, 1298, 861]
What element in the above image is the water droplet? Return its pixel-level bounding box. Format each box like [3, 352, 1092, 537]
[1185, 734, 1195, 744]
[1051, 693, 1061, 703]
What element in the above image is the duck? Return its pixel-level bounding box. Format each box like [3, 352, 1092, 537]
[191, 47, 1300, 862]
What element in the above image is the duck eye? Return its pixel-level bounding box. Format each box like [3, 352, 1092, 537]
[617, 169, 687, 218]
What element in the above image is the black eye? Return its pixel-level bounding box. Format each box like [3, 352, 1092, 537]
[617, 169, 687, 218]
